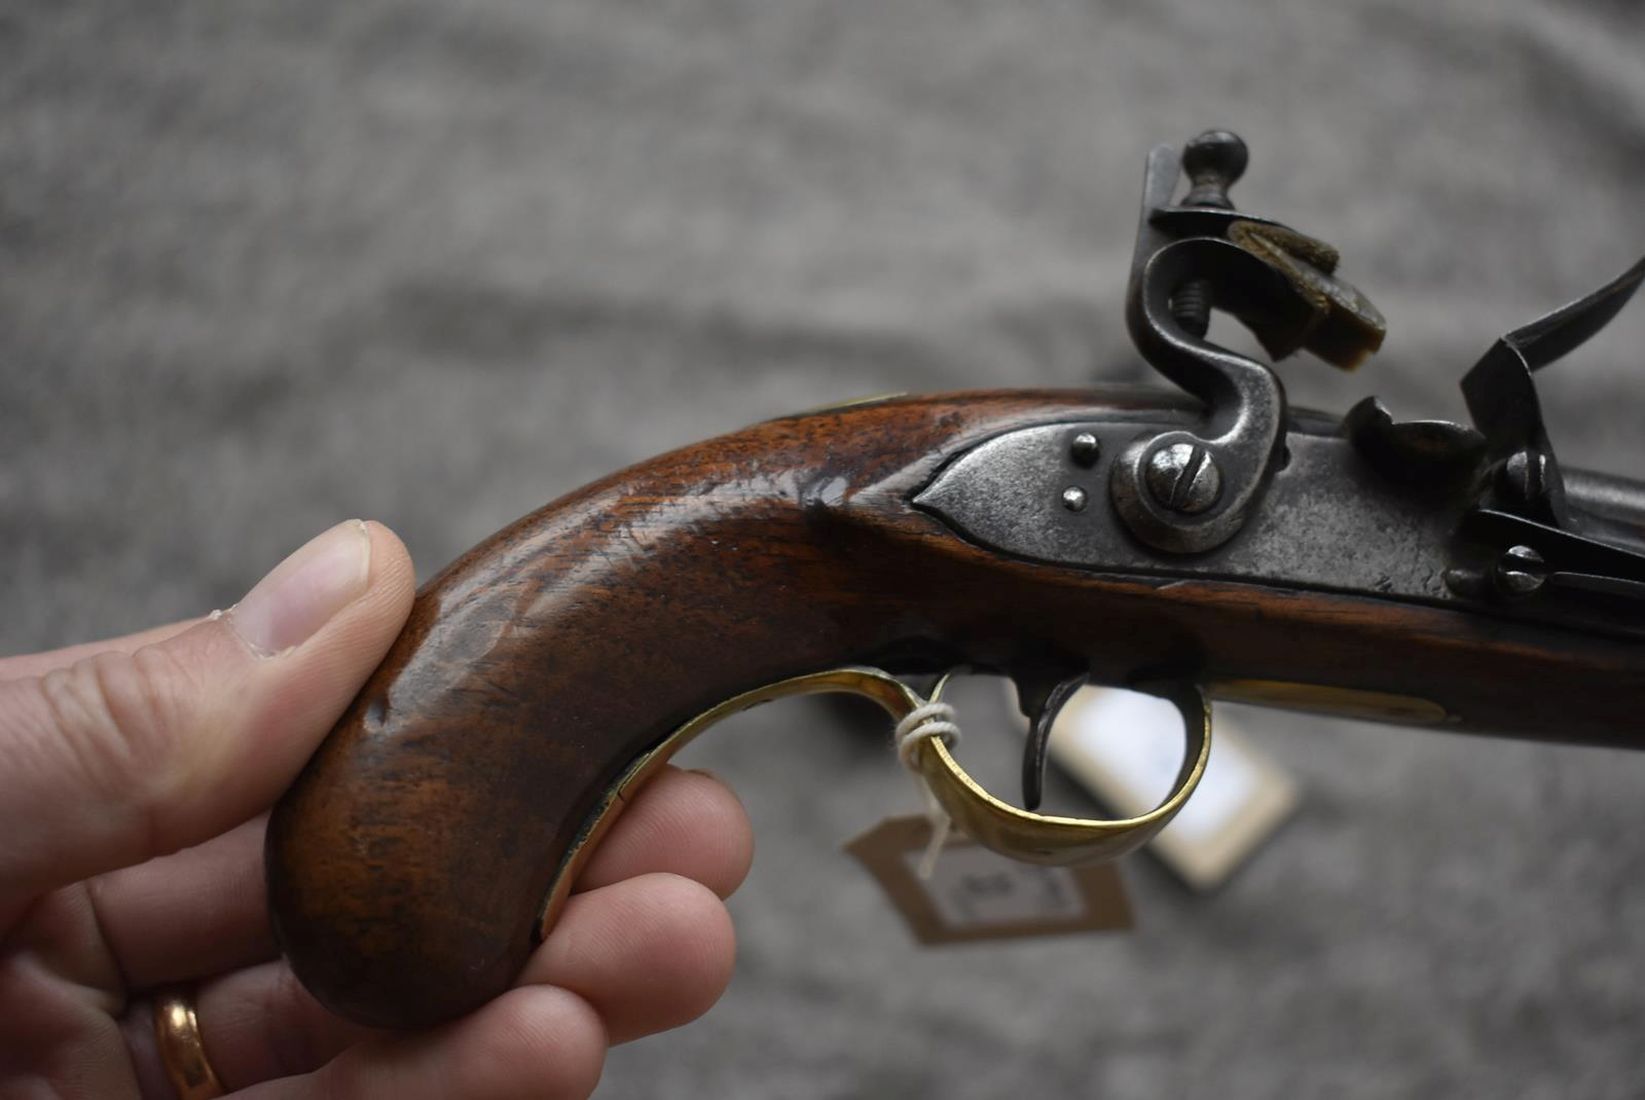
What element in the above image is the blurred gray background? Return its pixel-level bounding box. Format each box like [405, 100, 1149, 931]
[5, 1, 1645, 1097]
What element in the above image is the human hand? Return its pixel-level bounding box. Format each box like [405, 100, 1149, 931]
[1, 521, 753, 1099]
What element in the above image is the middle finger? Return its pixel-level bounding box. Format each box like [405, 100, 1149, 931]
[94, 764, 752, 993]
[165, 871, 734, 1089]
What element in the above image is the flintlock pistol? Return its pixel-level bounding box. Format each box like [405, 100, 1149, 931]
[266, 131, 1645, 1029]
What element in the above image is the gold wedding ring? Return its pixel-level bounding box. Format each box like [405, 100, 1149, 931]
[153, 990, 225, 1100]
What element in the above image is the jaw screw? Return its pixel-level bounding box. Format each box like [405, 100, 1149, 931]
[1181, 129, 1248, 209]
[1060, 486, 1089, 512]
[1146, 443, 1223, 515]
[1171, 130, 1250, 337]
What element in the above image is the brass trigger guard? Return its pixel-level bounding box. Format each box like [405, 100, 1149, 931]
[539, 667, 1212, 936]
[914, 670, 1212, 866]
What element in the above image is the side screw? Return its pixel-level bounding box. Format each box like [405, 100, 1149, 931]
[1443, 566, 1488, 599]
[1070, 432, 1101, 467]
[1493, 544, 1547, 599]
[1060, 486, 1089, 512]
[1145, 443, 1222, 514]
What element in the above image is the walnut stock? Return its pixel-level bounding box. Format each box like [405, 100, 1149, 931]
[265, 389, 1645, 1029]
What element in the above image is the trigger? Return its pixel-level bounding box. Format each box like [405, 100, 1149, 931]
[1019, 673, 1088, 812]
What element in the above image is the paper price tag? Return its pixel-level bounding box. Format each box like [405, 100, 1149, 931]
[845, 816, 1132, 944]
[1045, 687, 1298, 890]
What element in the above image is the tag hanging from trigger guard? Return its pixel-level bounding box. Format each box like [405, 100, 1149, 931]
[891, 679, 963, 878]
[895, 672, 1213, 867]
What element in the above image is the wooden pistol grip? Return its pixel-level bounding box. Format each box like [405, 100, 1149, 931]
[267, 389, 1645, 1029]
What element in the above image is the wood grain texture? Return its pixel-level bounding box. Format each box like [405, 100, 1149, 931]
[266, 388, 1645, 1029]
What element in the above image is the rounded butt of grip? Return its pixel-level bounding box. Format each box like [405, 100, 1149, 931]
[264, 716, 545, 1029]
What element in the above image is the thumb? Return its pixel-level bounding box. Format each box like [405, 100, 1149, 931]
[0, 520, 415, 902]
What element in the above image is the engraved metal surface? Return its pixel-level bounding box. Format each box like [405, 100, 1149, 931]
[916, 419, 1459, 601]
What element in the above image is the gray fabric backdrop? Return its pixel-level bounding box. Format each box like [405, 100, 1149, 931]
[4, 1, 1644, 1096]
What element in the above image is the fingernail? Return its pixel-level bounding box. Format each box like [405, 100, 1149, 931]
[230, 520, 372, 656]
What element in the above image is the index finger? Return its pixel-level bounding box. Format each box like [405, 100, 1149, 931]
[571, 767, 753, 900]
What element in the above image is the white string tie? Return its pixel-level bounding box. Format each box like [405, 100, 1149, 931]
[893, 701, 963, 879]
